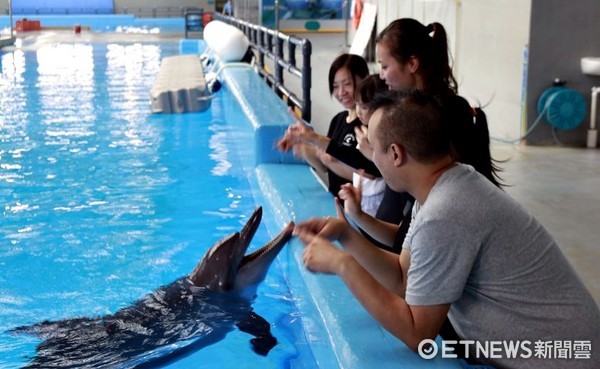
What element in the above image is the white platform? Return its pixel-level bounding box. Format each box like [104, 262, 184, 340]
[150, 55, 211, 114]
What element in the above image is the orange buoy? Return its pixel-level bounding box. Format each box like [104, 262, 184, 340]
[15, 19, 41, 32]
[353, 0, 363, 30]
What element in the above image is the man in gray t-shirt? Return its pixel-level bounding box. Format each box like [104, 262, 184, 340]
[405, 163, 599, 368]
[293, 91, 600, 368]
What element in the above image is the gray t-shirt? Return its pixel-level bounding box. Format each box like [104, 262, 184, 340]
[404, 164, 599, 368]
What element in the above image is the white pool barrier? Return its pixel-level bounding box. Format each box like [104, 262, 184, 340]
[150, 55, 211, 114]
[203, 20, 250, 62]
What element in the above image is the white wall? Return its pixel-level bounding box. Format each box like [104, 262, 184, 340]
[372, 0, 531, 141]
[370, 0, 458, 57]
[456, 0, 531, 141]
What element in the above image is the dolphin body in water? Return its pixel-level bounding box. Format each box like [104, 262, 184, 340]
[12, 207, 295, 368]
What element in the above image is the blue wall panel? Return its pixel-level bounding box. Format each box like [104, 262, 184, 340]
[12, 0, 113, 14]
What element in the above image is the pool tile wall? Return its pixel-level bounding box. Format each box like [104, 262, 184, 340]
[0, 15, 184, 32]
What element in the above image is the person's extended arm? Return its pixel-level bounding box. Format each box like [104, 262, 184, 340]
[278, 108, 331, 150]
[295, 226, 450, 351]
[318, 151, 358, 182]
[338, 252, 450, 351]
[293, 143, 327, 173]
[338, 181, 399, 247]
[297, 123, 330, 150]
[295, 200, 405, 294]
[325, 141, 380, 177]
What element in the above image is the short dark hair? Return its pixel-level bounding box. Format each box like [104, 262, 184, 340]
[369, 90, 451, 164]
[355, 74, 388, 104]
[328, 54, 370, 95]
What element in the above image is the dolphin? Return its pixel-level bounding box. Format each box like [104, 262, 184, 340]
[11, 206, 294, 368]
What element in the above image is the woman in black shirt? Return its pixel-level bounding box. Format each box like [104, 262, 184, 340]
[277, 53, 372, 196]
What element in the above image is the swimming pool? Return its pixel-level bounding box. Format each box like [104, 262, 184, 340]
[0, 27, 463, 369]
[0, 34, 317, 368]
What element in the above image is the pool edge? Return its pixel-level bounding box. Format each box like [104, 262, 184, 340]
[219, 61, 464, 369]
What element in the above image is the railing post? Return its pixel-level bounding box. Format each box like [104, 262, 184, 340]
[276, 36, 284, 86]
[257, 28, 265, 72]
[266, 32, 272, 54]
[288, 42, 296, 69]
[302, 40, 312, 122]
[274, 0, 280, 30]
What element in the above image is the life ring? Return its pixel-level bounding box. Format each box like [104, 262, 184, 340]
[353, 0, 363, 30]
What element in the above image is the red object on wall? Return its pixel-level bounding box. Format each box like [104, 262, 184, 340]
[202, 13, 213, 27]
[15, 19, 41, 32]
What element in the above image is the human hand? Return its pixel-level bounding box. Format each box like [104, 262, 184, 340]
[316, 148, 335, 168]
[276, 133, 293, 152]
[338, 173, 363, 221]
[286, 107, 315, 144]
[294, 198, 351, 242]
[276, 109, 311, 152]
[276, 125, 302, 152]
[355, 125, 373, 160]
[291, 143, 314, 161]
[294, 225, 351, 275]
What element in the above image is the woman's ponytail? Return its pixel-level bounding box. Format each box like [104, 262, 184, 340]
[472, 107, 504, 187]
[428, 22, 458, 95]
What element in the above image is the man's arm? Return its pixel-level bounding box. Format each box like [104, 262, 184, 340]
[337, 179, 400, 247]
[296, 228, 450, 351]
[337, 221, 407, 294]
[338, 253, 450, 351]
[295, 202, 406, 294]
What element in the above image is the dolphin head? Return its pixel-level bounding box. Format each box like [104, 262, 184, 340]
[188, 207, 294, 292]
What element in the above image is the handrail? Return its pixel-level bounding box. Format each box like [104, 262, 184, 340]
[213, 13, 312, 122]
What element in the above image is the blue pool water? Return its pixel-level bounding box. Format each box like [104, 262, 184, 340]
[0, 37, 316, 368]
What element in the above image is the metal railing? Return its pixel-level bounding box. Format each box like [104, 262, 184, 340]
[214, 13, 312, 122]
[115, 6, 198, 18]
